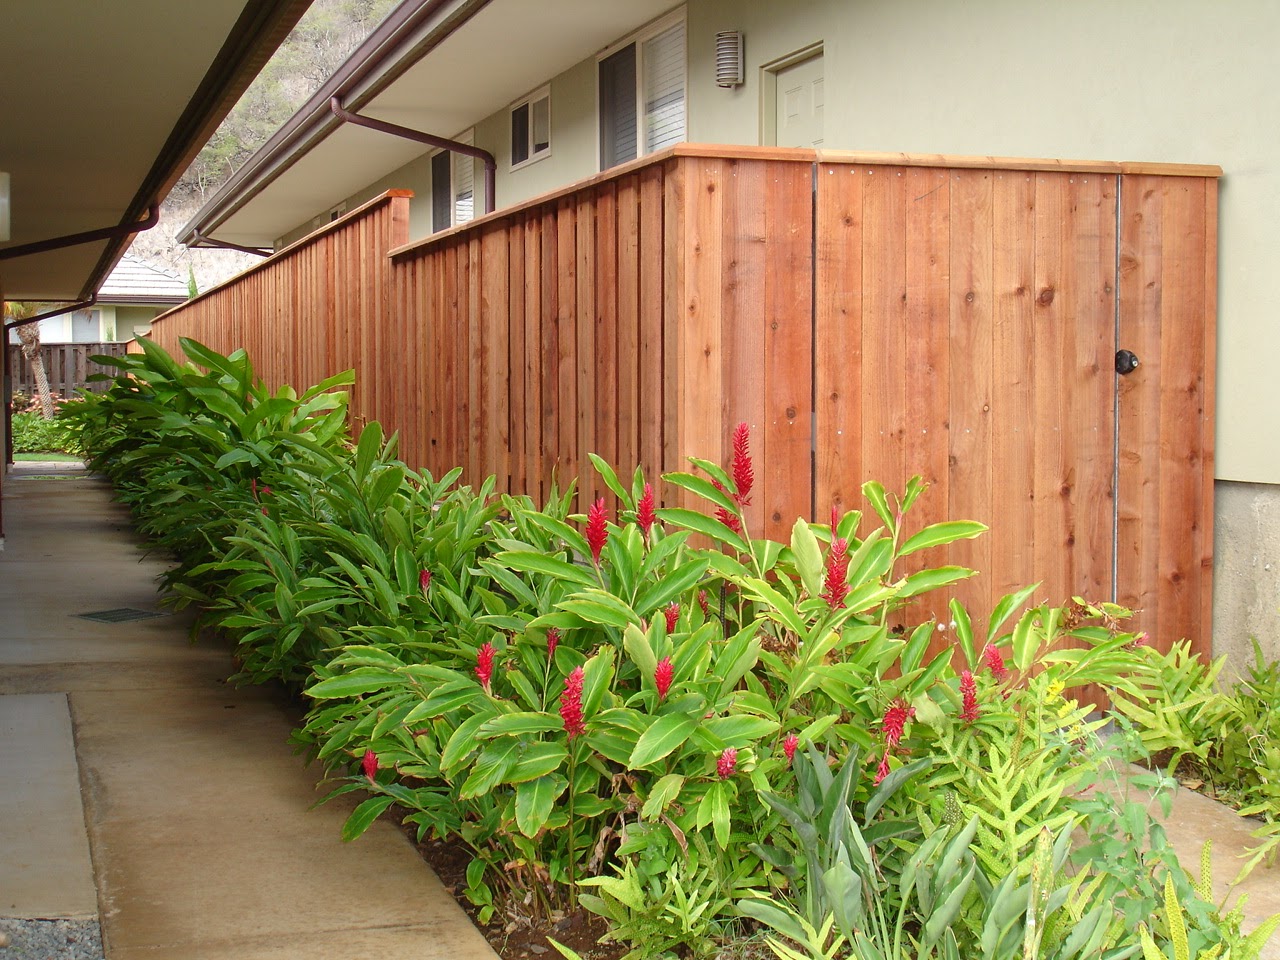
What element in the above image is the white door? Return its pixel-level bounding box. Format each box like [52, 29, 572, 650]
[774, 53, 824, 148]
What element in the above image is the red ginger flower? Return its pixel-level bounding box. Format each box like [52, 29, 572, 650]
[874, 752, 891, 785]
[712, 481, 743, 534]
[730, 422, 754, 506]
[821, 536, 851, 609]
[698, 590, 710, 618]
[419, 569, 432, 594]
[636, 483, 658, 537]
[586, 497, 608, 565]
[546, 627, 560, 660]
[881, 699, 915, 751]
[476, 642, 495, 692]
[560, 667, 585, 738]
[960, 669, 979, 724]
[654, 657, 674, 700]
[362, 749, 378, 783]
[783, 733, 800, 764]
[717, 747, 738, 779]
[984, 645, 1010, 683]
[663, 602, 680, 634]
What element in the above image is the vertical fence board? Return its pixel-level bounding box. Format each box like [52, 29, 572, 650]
[815, 165, 864, 518]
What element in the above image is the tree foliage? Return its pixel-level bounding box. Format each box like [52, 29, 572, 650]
[175, 0, 399, 203]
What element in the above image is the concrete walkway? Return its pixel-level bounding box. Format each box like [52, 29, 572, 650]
[0, 466, 499, 959]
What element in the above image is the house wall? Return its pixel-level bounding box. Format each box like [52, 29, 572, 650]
[114, 306, 162, 341]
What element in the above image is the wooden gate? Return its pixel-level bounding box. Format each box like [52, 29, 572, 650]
[813, 158, 1216, 654]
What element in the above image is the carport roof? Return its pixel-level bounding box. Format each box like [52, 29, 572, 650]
[0, 0, 313, 302]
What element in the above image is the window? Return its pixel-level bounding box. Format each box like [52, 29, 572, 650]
[511, 88, 551, 168]
[599, 15, 686, 170]
[429, 131, 478, 233]
[453, 136, 475, 226]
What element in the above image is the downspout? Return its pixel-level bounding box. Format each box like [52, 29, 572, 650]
[0, 204, 159, 262]
[190, 229, 272, 258]
[329, 96, 496, 215]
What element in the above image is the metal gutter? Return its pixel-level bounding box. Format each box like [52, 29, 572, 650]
[178, 0, 492, 246]
[0, 206, 159, 263]
[329, 97, 496, 215]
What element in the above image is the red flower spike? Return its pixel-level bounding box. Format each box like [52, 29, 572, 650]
[636, 483, 658, 537]
[560, 667, 585, 738]
[821, 536, 851, 609]
[546, 627, 561, 660]
[654, 657, 674, 700]
[711, 482, 743, 535]
[874, 752, 891, 786]
[830, 505, 840, 531]
[717, 747, 738, 779]
[663, 602, 680, 634]
[698, 590, 710, 618]
[730, 423, 754, 506]
[362, 749, 377, 784]
[783, 733, 800, 764]
[881, 699, 915, 751]
[419, 569, 432, 594]
[476, 642, 495, 692]
[984, 645, 1010, 683]
[960, 669, 979, 724]
[260, 485, 271, 497]
[251, 478, 258, 499]
[586, 498, 608, 565]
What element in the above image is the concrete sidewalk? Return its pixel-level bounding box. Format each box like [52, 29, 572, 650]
[0, 467, 498, 959]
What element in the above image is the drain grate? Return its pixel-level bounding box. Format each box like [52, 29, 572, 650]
[75, 608, 170, 624]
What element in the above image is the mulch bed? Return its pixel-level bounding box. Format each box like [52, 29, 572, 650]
[396, 818, 626, 960]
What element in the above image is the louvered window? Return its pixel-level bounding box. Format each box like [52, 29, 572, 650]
[598, 14, 685, 171]
[644, 22, 685, 153]
[453, 135, 475, 225]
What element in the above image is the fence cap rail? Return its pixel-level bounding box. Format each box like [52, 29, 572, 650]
[150, 189, 415, 331]
[816, 149, 1223, 178]
[390, 143, 1222, 260]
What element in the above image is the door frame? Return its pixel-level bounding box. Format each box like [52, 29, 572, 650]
[759, 42, 824, 147]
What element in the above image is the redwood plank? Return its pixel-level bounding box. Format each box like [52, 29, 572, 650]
[1117, 176, 1163, 636]
[815, 162, 864, 519]
[639, 164, 666, 491]
[723, 157, 768, 532]
[615, 175, 642, 484]
[990, 171, 1037, 607]
[594, 183, 620, 496]
[946, 169, 995, 620]
[762, 159, 813, 540]
[860, 167, 909, 520]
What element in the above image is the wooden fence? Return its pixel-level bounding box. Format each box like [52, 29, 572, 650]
[7, 341, 129, 399]
[144, 145, 1219, 655]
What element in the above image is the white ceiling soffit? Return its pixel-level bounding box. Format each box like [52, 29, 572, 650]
[198, 0, 678, 247]
[0, 0, 310, 301]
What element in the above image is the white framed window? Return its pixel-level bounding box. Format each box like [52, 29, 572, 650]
[510, 86, 551, 169]
[598, 10, 686, 171]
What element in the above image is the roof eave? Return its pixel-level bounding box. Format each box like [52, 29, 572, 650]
[178, 0, 490, 247]
[79, 0, 315, 299]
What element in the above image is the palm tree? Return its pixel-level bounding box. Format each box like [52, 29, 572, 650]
[4, 302, 57, 419]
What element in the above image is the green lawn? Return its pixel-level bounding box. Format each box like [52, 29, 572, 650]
[12, 453, 83, 462]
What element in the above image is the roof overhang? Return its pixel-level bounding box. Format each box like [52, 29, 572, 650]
[180, 0, 679, 249]
[0, 0, 313, 302]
